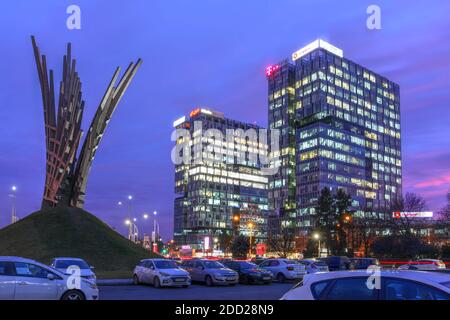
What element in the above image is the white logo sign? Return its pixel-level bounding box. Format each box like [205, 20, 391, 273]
[366, 265, 381, 290]
[367, 5, 382, 30]
[66, 265, 81, 289]
[66, 5, 81, 30]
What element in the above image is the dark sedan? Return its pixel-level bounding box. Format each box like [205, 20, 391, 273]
[222, 260, 273, 285]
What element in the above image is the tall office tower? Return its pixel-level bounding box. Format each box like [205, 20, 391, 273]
[267, 40, 402, 236]
[173, 108, 269, 251]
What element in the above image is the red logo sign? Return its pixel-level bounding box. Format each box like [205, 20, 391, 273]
[265, 64, 280, 77]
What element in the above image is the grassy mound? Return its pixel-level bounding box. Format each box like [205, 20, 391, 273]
[0, 207, 159, 278]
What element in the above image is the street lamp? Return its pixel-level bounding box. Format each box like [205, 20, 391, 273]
[247, 222, 254, 258]
[313, 233, 321, 258]
[10, 186, 18, 224]
[152, 211, 159, 243]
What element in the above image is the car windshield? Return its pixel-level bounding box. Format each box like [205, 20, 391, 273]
[239, 262, 257, 269]
[203, 261, 224, 269]
[284, 260, 298, 264]
[154, 260, 178, 269]
[55, 260, 90, 269]
[441, 281, 450, 289]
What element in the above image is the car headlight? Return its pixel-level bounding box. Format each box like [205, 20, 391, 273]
[160, 272, 170, 277]
[82, 279, 97, 289]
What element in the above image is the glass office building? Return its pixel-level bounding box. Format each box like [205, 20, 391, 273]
[173, 108, 269, 250]
[267, 40, 402, 235]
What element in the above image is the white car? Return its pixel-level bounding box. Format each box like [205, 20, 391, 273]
[281, 270, 450, 300]
[50, 257, 97, 283]
[133, 258, 191, 288]
[298, 259, 329, 274]
[398, 259, 447, 271]
[0, 256, 99, 300]
[259, 259, 306, 282]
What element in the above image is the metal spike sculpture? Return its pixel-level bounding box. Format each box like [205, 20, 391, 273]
[31, 36, 142, 209]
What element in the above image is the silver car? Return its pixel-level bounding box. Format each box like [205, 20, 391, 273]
[133, 259, 191, 288]
[298, 259, 329, 274]
[50, 257, 97, 283]
[259, 259, 306, 282]
[181, 259, 238, 286]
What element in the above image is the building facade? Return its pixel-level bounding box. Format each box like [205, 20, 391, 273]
[173, 108, 269, 251]
[267, 40, 402, 236]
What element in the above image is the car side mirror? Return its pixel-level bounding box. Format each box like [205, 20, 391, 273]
[47, 273, 55, 281]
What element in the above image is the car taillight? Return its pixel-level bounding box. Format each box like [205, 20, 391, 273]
[287, 266, 294, 271]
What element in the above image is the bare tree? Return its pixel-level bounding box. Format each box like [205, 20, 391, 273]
[439, 190, 450, 221]
[389, 192, 428, 236]
[267, 226, 296, 258]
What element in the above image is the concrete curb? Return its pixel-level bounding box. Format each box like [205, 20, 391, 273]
[97, 279, 133, 286]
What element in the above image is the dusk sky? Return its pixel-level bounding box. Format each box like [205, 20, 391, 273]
[0, 0, 449, 240]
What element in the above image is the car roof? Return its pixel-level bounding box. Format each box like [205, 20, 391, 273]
[52, 257, 85, 261]
[0, 256, 38, 263]
[418, 259, 442, 262]
[303, 270, 450, 285]
[141, 258, 168, 262]
[0, 256, 65, 276]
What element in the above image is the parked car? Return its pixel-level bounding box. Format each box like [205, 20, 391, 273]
[250, 257, 267, 265]
[318, 256, 352, 271]
[281, 270, 450, 300]
[258, 259, 306, 282]
[0, 256, 98, 300]
[222, 260, 273, 284]
[180, 259, 238, 286]
[298, 259, 329, 274]
[349, 258, 380, 270]
[133, 258, 191, 288]
[398, 259, 446, 271]
[50, 257, 96, 283]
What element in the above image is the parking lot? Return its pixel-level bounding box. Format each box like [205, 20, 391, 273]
[99, 282, 295, 300]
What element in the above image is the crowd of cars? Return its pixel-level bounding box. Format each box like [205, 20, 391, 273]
[129, 256, 450, 300]
[1, 254, 448, 300]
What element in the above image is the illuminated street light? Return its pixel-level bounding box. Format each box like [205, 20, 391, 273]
[125, 219, 131, 225]
[118, 201, 123, 206]
[128, 195, 133, 201]
[313, 232, 321, 258]
[10, 185, 18, 224]
[143, 214, 148, 219]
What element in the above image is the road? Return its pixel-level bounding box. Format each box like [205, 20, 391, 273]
[99, 282, 295, 300]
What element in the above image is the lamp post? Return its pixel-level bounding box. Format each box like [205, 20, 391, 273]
[248, 221, 254, 258]
[313, 233, 321, 258]
[126, 196, 133, 241]
[152, 211, 158, 243]
[10, 186, 18, 224]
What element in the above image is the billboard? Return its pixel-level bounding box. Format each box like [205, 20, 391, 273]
[392, 211, 433, 219]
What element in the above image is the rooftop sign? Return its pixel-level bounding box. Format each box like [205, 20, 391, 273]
[392, 211, 433, 219]
[173, 116, 186, 127]
[292, 39, 343, 61]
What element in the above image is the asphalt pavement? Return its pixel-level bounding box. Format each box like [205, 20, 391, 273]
[99, 282, 295, 300]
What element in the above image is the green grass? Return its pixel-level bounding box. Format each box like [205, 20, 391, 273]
[0, 207, 159, 279]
